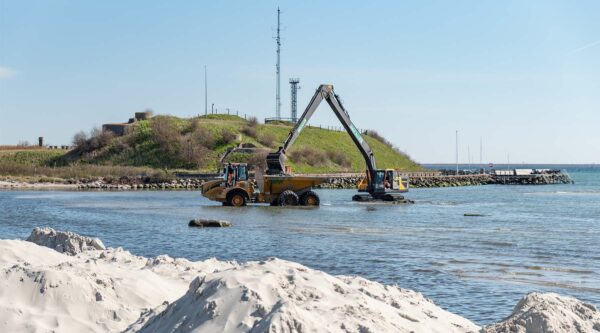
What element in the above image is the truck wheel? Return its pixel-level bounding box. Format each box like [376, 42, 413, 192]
[278, 190, 299, 206]
[300, 191, 320, 206]
[227, 191, 247, 207]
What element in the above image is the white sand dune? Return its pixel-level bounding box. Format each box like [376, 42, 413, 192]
[125, 258, 478, 333]
[0, 234, 234, 333]
[482, 292, 600, 333]
[1, 228, 598, 333]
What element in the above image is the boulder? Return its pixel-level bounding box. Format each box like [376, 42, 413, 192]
[188, 219, 231, 228]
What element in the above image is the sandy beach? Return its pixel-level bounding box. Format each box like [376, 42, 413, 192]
[0, 180, 78, 190]
[1, 227, 598, 333]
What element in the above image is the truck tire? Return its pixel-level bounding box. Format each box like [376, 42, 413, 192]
[300, 191, 320, 206]
[278, 190, 299, 206]
[226, 191, 247, 207]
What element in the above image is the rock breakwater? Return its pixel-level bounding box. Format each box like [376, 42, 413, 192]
[316, 174, 493, 189]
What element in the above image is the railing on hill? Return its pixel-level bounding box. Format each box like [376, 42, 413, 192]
[200, 109, 251, 120]
[263, 118, 364, 133]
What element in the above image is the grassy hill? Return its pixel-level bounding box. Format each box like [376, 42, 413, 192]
[0, 114, 422, 179]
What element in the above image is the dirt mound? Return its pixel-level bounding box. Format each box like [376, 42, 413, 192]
[482, 292, 600, 333]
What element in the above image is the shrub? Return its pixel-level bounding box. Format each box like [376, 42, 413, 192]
[89, 128, 115, 151]
[289, 147, 327, 166]
[72, 131, 88, 151]
[247, 116, 258, 127]
[187, 119, 201, 134]
[241, 126, 257, 138]
[151, 117, 181, 164]
[257, 132, 276, 147]
[192, 126, 216, 149]
[219, 129, 237, 145]
[72, 127, 114, 154]
[363, 129, 393, 148]
[327, 150, 351, 168]
[179, 134, 211, 168]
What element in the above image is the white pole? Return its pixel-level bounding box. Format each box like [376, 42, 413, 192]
[455, 130, 459, 175]
[468, 145, 471, 171]
[479, 136, 482, 165]
[204, 65, 208, 116]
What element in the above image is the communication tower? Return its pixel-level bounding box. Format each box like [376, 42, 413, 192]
[289, 78, 300, 122]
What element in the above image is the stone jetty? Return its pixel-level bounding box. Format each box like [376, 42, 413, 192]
[2, 169, 573, 191]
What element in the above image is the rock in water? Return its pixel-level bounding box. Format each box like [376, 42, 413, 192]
[188, 219, 231, 227]
[26, 227, 105, 255]
[482, 292, 600, 333]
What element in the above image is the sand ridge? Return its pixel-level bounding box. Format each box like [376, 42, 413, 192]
[1, 228, 598, 333]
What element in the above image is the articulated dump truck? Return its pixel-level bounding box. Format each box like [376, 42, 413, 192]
[201, 84, 410, 206]
[200, 163, 326, 206]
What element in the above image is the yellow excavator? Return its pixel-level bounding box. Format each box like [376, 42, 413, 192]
[267, 84, 409, 202]
[201, 84, 409, 206]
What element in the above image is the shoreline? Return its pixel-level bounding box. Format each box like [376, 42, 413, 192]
[1, 171, 572, 191]
[1, 227, 598, 332]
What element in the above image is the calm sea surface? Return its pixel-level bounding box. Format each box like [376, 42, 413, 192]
[1, 165, 598, 324]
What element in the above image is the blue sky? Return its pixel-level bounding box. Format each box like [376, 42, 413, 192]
[1, 1, 598, 163]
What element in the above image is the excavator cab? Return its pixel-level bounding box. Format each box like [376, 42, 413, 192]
[356, 169, 409, 201]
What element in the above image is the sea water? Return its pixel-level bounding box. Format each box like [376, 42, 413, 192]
[0, 165, 598, 324]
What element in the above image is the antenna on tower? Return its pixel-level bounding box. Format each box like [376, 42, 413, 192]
[289, 78, 300, 122]
[274, 7, 282, 120]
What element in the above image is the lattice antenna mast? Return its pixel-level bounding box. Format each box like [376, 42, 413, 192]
[289, 78, 300, 122]
[275, 7, 282, 119]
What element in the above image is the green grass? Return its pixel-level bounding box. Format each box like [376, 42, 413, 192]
[0, 149, 67, 166]
[1, 115, 422, 178]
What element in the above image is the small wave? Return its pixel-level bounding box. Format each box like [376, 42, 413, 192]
[479, 240, 515, 247]
[525, 190, 600, 196]
[458, 274, 600, 294]
[15, 194, 61, 199]
[513, 271, 544, 277]
[412, 268, 440, 273]
[428, 261, 445, 267]
[448, 259, 472, 264]
[524, 265, 594, 274]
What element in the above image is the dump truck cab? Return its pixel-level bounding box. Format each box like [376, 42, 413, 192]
[201, 163, 253, 207]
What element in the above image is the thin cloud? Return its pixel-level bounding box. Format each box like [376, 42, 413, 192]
[568, 40, 600, 55]
[0, 66, 17, 79]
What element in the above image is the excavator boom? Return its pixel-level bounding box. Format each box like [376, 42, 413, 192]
[266, 85, 376, 176]
[265, 84, 410, 203]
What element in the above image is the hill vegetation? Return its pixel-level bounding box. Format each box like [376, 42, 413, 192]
[0, 114, 422, 180]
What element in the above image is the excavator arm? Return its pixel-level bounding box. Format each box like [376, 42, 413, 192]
[266, 85, 376, 178]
